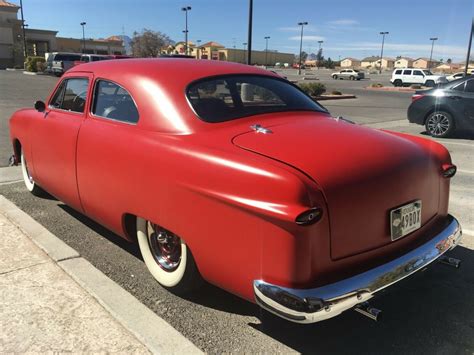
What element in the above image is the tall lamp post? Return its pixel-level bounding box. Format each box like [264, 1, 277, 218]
[297, 21, 308, 75]
[80, 22, 86, 54]
[317, 40, 324, 69]
[19, 0, 27, 58]
[196, 39, 201, 59]
[181, 6, 191, 55]
[464, 18, 474, 77]
[429, 37, 438, 68]
[379, 31, 389, 74]
[247, 0, 253, 65]
[242, 42, 247, 64]
[264, 36, 270, 69]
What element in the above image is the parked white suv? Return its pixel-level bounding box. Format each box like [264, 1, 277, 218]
[390, 68, 447, 87]
[332, 69, 365, 80]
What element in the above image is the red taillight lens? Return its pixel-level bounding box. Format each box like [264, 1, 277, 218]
[412, 94, 425, 102]
[441, 164, 457, 178]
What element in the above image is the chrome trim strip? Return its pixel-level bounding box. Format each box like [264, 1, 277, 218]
[254, 215, 462, 324]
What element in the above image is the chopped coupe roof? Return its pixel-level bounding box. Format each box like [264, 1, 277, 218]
[68, 58, 274, 83]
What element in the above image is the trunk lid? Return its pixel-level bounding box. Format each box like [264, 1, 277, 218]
[233, 113, 440, 259]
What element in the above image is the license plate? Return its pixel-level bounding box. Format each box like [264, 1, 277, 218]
[390, 201, 422, 241]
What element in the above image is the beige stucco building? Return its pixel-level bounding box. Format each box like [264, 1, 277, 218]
[413, 57, 441, 69]
[163, 40, 294, 65]
[56, 36, 124, 55]
[340, 57, 361, 68]
[361, 56, 394, 69]
[394, 57, 414, 68]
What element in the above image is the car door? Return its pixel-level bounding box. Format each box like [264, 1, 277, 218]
[31, 73, 93, 211]
[412, 70, 425, 84]
[462, 79, 474, 121]
[403, 69, 413, 84]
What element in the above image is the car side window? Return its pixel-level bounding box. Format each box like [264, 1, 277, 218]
[395, 70, 402, 75]
[452, 82, 465, 91]
[403, 70, 412, 75]
[465, 79, 474, 93]
[92, 80, 139, 123]
[49, 78, 89, 113]
[413, 70, 424, 76]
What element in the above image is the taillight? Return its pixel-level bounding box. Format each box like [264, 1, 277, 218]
[412, 94, 425, 102]
[441, 164, 457, 178]
[296, 207, 323, 226]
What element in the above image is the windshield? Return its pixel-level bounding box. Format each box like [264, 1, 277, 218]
[187, 75, 325, 123]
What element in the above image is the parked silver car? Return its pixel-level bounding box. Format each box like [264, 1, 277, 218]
[332, 69, 365, 80]
[45, 52, 82, 77]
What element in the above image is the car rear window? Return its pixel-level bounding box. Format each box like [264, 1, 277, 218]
[186, 75, 325, 123]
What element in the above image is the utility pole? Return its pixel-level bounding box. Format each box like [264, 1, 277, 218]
[298, 21, 308, 75]
[181, 6, 191, 55]
[379, 31, 389, 74]
[80, 22, 86, 54]
[243, 42, 247, 64]
[247, 0, 253, 65]
[429, 37, 438, 69]
[19, 0, 27, 59]
[196, 39, 201, 59]
[317, 40, 324, 69]
[264, 36, 270, 69]
[464, 18, 474, 77]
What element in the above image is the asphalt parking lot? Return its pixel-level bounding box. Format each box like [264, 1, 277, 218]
[1, 70, 473, 353]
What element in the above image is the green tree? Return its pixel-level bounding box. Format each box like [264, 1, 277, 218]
[316, 48, 324, 68]
[296, 51, 308, 63]
[324, 57, 335, 69]
[131, 29, 172, 57]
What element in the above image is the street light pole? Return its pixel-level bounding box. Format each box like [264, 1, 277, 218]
[264, 36, 270, 69]
[429, 37, 438, 69]
[19, 0, 27, 59]
[181, 6, 191, 55]
[464, 18, 474, 77]
[196, 39, 201, 59]
[379, 31, 389, 74]
[298, 21, 308, 75]
[80, 22, 86, 54]
[247, 0, 253, 65]
[317, 40, 324, 69]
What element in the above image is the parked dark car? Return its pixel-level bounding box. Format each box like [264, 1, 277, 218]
[408, 76, 474, 137]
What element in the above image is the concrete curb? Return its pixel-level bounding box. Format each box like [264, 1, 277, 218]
[0, 195, 202, 354]
[314, 94, 356, 101]
[364, 86, 427, 93]
[0, 166, 23, 185]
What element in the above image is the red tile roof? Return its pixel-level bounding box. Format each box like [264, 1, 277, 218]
[200, 41, 224, 48]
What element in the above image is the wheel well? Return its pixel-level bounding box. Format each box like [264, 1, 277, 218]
[122, 213, 137, 242]
[13, 139, 21, 162]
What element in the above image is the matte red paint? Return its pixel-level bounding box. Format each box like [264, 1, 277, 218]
[9, 59, 454, 302]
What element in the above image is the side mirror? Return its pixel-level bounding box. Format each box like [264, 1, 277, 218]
[34, 100, 46, 112]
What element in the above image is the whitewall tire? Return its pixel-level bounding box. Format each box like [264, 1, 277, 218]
[136, 217, 202, 293]
[21, 151, 44, 196]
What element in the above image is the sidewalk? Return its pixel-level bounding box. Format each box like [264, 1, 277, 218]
[0, 212, 150, 353]
[0, 195, 201, 353]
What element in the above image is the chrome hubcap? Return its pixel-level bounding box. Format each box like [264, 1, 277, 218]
[23, 157, 34, 183]
[147, 222, 181, 272]
[427, 113, 450, 136]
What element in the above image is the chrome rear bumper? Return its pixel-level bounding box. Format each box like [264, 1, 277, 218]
[254, 215, 462, 323]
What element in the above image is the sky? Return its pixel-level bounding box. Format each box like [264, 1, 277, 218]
[17, 0, 474, 62]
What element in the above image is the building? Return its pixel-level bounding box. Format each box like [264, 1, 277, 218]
[361, 56, 394, 69]
[0, 0, 124, 68]
[56, 36, 125, 55]
[162, 40, 294, 66]
[394, 57, 414, 68]
[413, 57, 441, 69]
[340, 57, 361, 68]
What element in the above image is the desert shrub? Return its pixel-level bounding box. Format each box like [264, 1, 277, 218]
[331, 90, 342, 95]
[371, 83, 384, 88]
[299, 82, 326, 96]
[25, 56, 46, 72]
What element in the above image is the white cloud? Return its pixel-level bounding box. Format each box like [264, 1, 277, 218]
[327, 19, 359, 26]
[278, 25, 318, 32]
[289, 35, 325, 41]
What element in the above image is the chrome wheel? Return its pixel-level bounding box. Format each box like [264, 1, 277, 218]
[426, 112, 452, 137]
[147, 222, 181, 272]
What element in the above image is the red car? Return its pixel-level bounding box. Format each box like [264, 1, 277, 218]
[9, 59, 462, 323]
